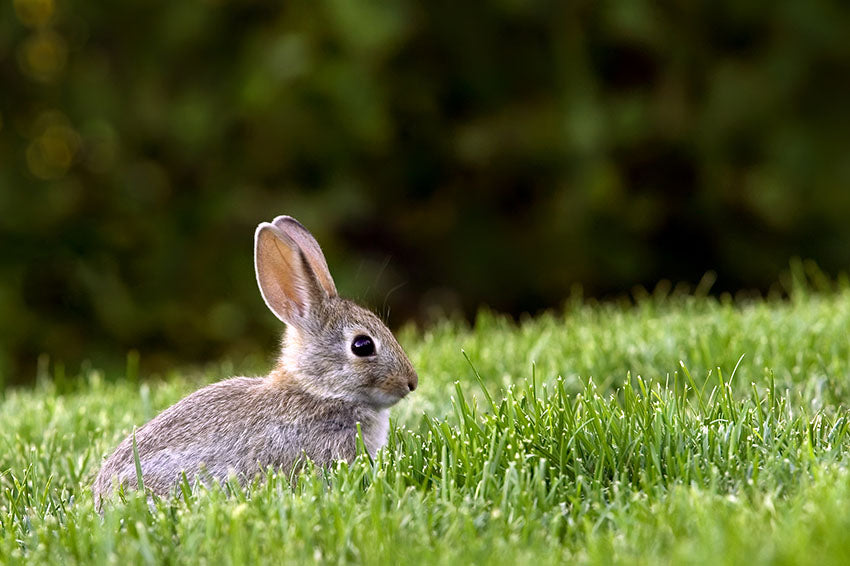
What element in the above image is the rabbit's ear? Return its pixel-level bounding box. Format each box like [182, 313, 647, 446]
[254, 222, 327, 324]
[270, 215, 338, 298]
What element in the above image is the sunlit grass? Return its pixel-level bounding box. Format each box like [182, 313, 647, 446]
[2, 274, 850, 564]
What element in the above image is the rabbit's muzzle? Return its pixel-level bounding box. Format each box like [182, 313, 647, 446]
[374, 369, 418, 407]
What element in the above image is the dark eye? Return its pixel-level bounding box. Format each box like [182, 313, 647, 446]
[351, 335, 375, 357]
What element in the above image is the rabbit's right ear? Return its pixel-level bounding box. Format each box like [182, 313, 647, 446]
[254, 223, 326, 325]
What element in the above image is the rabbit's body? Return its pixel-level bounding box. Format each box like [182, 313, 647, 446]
[93, 375, 387, 504]
[93, 216, 417, 508]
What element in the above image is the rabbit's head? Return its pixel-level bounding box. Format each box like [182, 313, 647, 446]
[255, 216, 418, 409]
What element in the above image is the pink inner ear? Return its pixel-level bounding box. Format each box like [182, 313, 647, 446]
[256, 226, 313, 323]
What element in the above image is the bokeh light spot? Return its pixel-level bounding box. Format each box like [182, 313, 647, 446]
[25, 111, 80, 180]
[18, 30, 68, 83]
[13, 0, 55, 28]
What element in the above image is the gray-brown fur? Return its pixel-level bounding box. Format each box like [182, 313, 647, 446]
[92, 216, 418, 509]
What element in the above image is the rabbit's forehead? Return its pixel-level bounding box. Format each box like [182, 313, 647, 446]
[334, 301, 393, 339]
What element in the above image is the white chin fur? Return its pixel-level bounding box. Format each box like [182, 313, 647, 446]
[365, 389, 406, 409]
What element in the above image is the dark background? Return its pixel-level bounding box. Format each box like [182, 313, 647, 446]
[2, 0, 850, 384]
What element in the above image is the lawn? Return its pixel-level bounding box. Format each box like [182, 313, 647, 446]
[2, 271, 850, 564]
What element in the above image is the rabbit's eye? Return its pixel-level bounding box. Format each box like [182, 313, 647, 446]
[351, 335, 375, 357]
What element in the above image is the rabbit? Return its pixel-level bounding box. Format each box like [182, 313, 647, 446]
[92, 215, 418, 509]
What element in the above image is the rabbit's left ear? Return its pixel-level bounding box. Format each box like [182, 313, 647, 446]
[255, 221, 328, 324]
[271, 216, 338, 298]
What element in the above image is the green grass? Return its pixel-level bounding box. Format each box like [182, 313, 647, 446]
[3, 274, 850, 564]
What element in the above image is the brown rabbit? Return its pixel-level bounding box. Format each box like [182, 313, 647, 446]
[92, 216, 418, 508]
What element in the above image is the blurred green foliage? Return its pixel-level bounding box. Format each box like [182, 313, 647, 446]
[1, 0, 849, 382]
